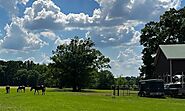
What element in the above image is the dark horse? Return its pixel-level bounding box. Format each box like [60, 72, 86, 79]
[6, 85, 10, 94]
[17, 86, 25, 93]
[30, 85, 46, 95]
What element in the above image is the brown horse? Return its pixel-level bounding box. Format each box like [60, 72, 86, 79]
[30, 85, 46, 95]
[17, 86, 25, 93]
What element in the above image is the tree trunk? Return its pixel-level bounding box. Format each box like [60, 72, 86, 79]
[72, 85, 78, 92]
[78, 86, 81, 92]
[59, 81, 63, 89]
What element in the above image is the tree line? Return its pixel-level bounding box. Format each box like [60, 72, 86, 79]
[0, 60, 138, 89]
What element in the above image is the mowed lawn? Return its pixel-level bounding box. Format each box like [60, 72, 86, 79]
[0, 87, 185, 111]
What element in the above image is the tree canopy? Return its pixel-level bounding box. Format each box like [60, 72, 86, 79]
[51, 37, 111, 91]
[140, 7, 185, 78]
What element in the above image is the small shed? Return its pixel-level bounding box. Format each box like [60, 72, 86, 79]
[154, 44, 185, 83]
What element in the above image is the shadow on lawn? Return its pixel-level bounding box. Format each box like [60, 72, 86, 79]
[48, 88, 97, 93]
[48, 88, 137, 96]
[141, 96, 166, 99]
[167, 95, 185, 99]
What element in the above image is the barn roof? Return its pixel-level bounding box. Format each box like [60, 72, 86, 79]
[159, 44, 185, 59]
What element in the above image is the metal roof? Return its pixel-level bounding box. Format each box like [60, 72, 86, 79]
[159, 44, 185, 59]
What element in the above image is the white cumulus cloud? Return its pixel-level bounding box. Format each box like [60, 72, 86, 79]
[110, 46, 142, 76]
[0, 17, 47, 51]
[0, 0, 29, 16]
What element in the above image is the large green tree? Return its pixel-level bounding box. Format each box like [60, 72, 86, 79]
[140, 7, 185, 78]
[51, 37, 110, 91]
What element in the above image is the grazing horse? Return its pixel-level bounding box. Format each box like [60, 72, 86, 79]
[17, 86, 25, 93]
[30, 85, 46, 95]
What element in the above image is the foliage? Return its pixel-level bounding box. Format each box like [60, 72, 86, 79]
[115, 76, 127, 85]
[14, 69, 28, 86]
[140, 7, 185, 78]
[27, 70, 40, 86]
[115, 76, 140, 87]
[0, 60, 49, 86]
[51, 37, 111, 91]
[96, 70, 115, 89]
[45, 65, 62, 88]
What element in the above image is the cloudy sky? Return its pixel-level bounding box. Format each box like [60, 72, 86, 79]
[0, 0, 183, 77]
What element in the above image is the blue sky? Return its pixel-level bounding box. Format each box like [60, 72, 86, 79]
[0, 0, 183, 77]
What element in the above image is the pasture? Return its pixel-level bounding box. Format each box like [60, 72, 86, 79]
[0, 87, 185, 111]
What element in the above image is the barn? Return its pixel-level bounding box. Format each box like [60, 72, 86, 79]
[154, 44, 185, 83]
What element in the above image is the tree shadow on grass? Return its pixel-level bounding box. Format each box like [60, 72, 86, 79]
[48, 88, 97, 93]
[48, 88, 115, 96]
[139, 96, 166, 99]
[167, 96, 185, 99]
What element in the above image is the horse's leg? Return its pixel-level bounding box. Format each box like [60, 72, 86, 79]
[37, 90, 39, 95]
[24, 88, 25, 93]
[34, 90, 36, 95]
[42, 90, 44, 95]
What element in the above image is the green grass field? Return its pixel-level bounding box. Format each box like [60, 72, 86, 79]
[0, 87, 185, 111]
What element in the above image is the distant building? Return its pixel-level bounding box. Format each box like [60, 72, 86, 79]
[154, 44, 185, 83]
